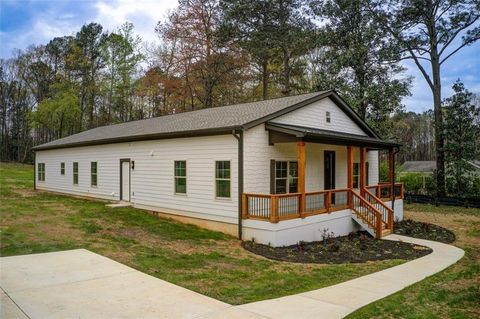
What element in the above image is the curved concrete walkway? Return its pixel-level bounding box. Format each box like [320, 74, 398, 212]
[0, 235, 464, 319]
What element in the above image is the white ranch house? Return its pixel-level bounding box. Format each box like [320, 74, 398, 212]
[33, 90, 404, 246]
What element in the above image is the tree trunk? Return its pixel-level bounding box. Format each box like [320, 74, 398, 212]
[262, 60, 269, 100]
[282, 49, 291, 96]
[431, 54, 445, 198]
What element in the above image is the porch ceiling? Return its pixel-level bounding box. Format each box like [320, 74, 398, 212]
[265, 123, 401, 149]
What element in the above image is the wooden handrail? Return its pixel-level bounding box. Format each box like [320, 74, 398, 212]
[351, 190, 383, 238]
[364, 188, 394, 230]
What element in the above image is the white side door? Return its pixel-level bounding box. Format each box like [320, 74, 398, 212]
[121, 160, 131, 201]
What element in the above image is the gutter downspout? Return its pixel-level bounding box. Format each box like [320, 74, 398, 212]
[233, 129, 244, 240]
[391, 147, 400, 211]
[33, 151, 36, 191]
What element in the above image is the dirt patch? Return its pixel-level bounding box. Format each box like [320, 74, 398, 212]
[12, 188, 37, 197]
[394, 219, 456, 243]
[242, 231, 432, 264]
[404, 210, 480, 247]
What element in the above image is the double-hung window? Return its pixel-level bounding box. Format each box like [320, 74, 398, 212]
[215, 161, 231, 198]
[73, 162, 79, 185]
[91, 162, 97, 187]
[60, 162, 65, 175]
[275, 161, 298, 194]
[174, 161, 187, 194]
[38, 163, 45, 181]
[353, 163, 360, 188]
[352, 162, 369, 188]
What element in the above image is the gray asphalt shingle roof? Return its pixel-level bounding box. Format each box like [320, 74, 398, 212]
[33, 90, 384, 151]
[33, 91, 328, 150]
[402, 161, 437, 173]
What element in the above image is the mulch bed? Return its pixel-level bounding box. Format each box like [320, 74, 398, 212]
[393, 219, 456, 244]
[242, 231, 432, 264]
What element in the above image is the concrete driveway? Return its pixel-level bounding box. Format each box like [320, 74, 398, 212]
[0, 249, 261, 319]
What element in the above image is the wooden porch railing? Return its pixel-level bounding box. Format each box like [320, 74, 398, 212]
[242, 183, 404, 238]
[243, 189, 351, 223]
[363, 188, 394, 231]
[350, 191, 384, 238]
[365, 183, 404, 200]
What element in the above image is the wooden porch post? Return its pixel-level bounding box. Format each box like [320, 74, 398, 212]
[298, 141, 306, 217]
[360, 147, 367, 196]
[389, 148, 394, 200]
[347, 146, 353, 206]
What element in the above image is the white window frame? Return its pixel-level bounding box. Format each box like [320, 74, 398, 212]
[275, 161, 298, 194]
[73, 162, 79, 185]
[174, 160, 187, 195]
[215, 160, 231, 199]
[91, 161, 98, 187]
[326, 111, 331, 123]
[38, 163, 45, 182]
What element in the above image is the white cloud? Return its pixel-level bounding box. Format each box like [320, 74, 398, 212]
[93, 0, 178, 43]
[0, 0, 177, 58]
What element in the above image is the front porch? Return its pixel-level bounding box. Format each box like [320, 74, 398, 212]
[242, 123, 403, 240]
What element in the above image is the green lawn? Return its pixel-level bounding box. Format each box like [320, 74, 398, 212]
[0, 162, 402, 305]
[347, 203, 480, 319]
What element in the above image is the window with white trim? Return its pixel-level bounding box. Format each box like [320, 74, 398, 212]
[38, 163, 45, 181]
[353, 163, 359, 188]
[353, 162, 369, 188]
[60, 162, 65, 175]
[73, 162, 79, 185]
[174, 161, 186, 194]
[215, 161, 230, 198]
[326, 111, 331, 123]
[275, 161, 298, 194]
[91, 162, 97, 186]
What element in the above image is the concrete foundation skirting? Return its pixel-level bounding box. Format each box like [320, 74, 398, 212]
[243, 209, 360, 247]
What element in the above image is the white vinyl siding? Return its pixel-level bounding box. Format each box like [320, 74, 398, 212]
[270, 97, 368, 136]
[35, 134, 238, 224]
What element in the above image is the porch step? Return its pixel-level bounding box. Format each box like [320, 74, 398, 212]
[382, 229, 392, 236]
[351, 212, 376, 237]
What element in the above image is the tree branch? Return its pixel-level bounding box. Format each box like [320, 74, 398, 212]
[440, 36, 480, 65]
[438, 15, 480, 56]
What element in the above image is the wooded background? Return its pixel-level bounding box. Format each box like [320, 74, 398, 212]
[1, 0, 479, 197]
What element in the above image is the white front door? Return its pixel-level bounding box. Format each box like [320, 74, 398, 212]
[121, 160, 130, 201]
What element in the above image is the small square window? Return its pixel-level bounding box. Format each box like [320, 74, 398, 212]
[326, 111, 331, 123]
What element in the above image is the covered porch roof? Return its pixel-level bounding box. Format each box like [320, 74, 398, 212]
[265, 123, 401, 150]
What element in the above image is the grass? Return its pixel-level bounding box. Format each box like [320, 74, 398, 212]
[0, 162, 404, 305]
[347, 203, 480, 319]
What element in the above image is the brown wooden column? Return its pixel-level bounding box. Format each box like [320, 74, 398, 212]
[297, 141, 306, 216]
[359, 147, 367, 195]
[347, 146, 354, 206]
[389, 148, 394, 200]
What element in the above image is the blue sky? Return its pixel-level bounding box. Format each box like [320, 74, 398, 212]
[1, 0, 479, 113]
